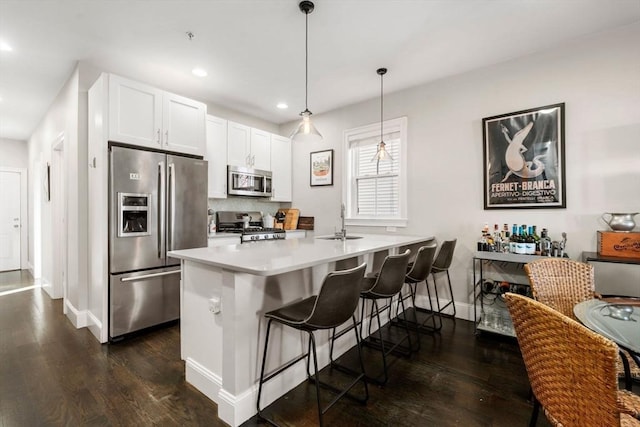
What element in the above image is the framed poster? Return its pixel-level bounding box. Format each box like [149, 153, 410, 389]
[482, 103, 566, 209]
[310, 149, 333, 186]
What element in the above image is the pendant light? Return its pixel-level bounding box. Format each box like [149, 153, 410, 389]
[371, 67, 393, 163]
[290, 1, 323, 143]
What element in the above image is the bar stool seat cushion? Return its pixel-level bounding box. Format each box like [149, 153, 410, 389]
[265, 296, 317, 328]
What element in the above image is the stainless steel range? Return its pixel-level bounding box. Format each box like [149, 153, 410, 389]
[216, 211, 286, 242]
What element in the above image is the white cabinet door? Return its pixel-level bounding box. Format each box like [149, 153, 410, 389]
[163, 92, 206, 156]
[108, 75, 162, 149]
[206, 115, 228, 198]
[227, 121, 251, 167]
[270, 134, 292, 202]
[250, 128, 271, 171]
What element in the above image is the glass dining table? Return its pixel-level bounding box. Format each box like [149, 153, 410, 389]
[574, 299, 640, 386]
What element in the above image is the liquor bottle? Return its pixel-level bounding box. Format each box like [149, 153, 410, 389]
[526, 226, 536, 255]
[532, 225, 541, 255]
[510, 224, 518, 253]
[502, 223, 510, 253]
[477, 231, 487, 252]
[540, 228, 552, 256]
[493, 224, 501, 252]
[516, 226, 526, 254]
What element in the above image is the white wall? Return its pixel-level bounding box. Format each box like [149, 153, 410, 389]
[0, 138, 28, 168]
[28, 66, 84, 320]
[285, 23, 640, 311]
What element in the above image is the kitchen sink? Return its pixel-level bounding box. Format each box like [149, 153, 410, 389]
[316, 235, 363, 240]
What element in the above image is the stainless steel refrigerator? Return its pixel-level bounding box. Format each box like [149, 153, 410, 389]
[109, 145, 207, 340]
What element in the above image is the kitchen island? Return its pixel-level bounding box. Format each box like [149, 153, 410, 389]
[169, 233, 433, 426]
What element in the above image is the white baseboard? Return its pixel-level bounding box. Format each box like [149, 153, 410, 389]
[186, 358, 222, 403]
[64, 299, 89, 328]
[186, 346, 327, 427]
[86, 311, 107, 343]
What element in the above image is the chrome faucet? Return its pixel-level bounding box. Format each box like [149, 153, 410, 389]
[338, 203, 347, 240]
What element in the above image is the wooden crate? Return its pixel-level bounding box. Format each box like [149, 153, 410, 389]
[597, 231, 640, 259]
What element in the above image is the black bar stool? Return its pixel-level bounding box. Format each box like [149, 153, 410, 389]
[335, 250, 412, 385]
[396, 242, 441, 333]
[256, 263, 368, 426]
[428, 239, 457, 318]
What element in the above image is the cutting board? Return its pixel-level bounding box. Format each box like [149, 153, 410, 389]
[277, 208, 300, 230]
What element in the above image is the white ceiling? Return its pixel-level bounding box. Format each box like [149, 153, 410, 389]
[1, 0, 639, 141]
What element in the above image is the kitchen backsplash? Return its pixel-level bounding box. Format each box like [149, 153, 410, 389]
[208, 198, 288, 217]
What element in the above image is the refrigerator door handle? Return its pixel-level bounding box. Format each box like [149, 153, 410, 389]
[158, 161, 166, 259]
[120, 269, 180, 282]
[168, 162, 176, 251]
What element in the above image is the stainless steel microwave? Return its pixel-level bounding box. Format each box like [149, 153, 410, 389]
[227, 165, 272, 197]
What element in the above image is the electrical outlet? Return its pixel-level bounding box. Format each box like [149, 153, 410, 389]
[208, 297, 221, 314]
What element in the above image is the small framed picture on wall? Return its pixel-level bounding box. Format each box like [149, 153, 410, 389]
[310, 149, 333, 187]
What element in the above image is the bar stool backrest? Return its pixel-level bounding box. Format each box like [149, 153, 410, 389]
[406, 243, 437, 282]
[368, 250, 412, 298]
[305, 263, 367, 329]
[432, 239, 456, 272]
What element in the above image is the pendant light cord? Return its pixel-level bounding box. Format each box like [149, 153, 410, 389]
[305, 10, 309, 111]
[380, 71, 383, 142]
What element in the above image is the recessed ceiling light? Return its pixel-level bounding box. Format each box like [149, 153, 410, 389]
[276, 102, 288, 109]
[192, 68, 207, 77]
[0, 41, 12, 52]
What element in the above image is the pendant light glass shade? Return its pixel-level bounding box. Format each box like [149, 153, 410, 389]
[290, 1, 322, 143]
[371, 67, 393, 162]
[291, 109, 323, 143]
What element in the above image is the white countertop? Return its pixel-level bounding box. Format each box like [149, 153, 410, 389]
[170, 233, 433, 276]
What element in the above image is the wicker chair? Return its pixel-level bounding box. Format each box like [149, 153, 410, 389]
[505, 293, 640, 427]
[524, 258, 640, 387]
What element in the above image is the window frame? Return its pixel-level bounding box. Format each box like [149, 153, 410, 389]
[342, 116, 408, 227]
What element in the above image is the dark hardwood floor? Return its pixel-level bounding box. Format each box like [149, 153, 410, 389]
[0, 274, 560, 426]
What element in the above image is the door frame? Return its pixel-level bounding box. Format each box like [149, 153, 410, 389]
[49, 134, 67, 300]
[0, 167, 28, 271]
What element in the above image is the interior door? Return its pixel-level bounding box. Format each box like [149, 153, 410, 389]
[0, 170, 21, 271]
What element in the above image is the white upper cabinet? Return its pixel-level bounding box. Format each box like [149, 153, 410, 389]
[108, 74, 206, 156]
[227, 121, 251, 167]
[163, 93, 206, 156]
[227, 121, 271, 170]
[205, 115, 228, 199]
[250, 128, 271, 171]
[270, 134, 292, 202]
[108, 75, 163, 148]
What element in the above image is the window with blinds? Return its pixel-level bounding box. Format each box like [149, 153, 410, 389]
[344, 117, 407, 226]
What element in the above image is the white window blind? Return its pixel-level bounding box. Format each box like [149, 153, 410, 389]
[343, 117, 407, 227]
[352, 132, 400, 216]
